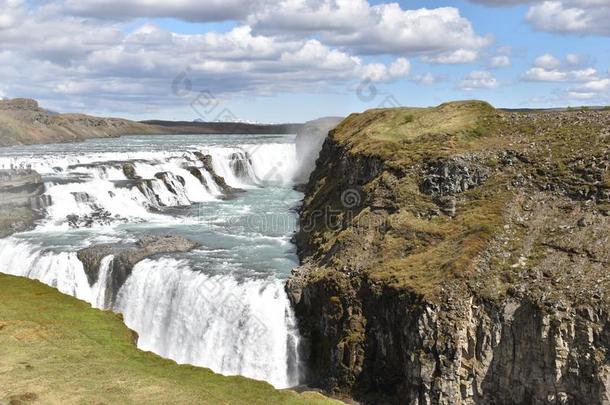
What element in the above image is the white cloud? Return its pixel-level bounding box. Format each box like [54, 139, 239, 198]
[388, 58, 411, 77]
[0, 1, 415, 114]
[566, 53, 584, 65]
[459, 71, 498, 90]
[422, 49, 479, 64]
[474, 0, 610, 36]
[566, 78, 610, 100]
[490, 55, 511, 68]
[63, 0, 491, 57]
[526, 0, 610, 35]
[580, 78, 610, 92]
[523, 67, 568, 81]
[357, 58, 411, 82]
[411, 73, 443, 85]
[523, 54, 600, 82]
[64, 0, 258, 22]
[249, 1, 491, 56]
[534, 53, 562, 69]
[568, 91, 597, 99]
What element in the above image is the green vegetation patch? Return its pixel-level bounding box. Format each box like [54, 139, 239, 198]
[0, 274, 339, 405]
[331, 100, 498, 166]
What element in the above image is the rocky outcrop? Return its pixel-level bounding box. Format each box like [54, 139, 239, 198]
[420, 157, 490, 197]
[77, 235, 199, 303]
[0, 169, 45, 237]
[186, 166, 208, 188]
[194, 152, 242, 196]
[122, 163, 140, 180]
[288, 102, 610, 404]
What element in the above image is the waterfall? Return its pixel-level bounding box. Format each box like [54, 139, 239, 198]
[0, 238, 93, 302]
[114, 258, 300, 388]
[0, 136, 303, 389]
[0, 238, 301, 388]
[0, 143, 298, 228]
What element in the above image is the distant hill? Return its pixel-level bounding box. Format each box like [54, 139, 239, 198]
[141, 120, 302, 135]
[0, 98, 164, 147]
[0, 98, 303, 147]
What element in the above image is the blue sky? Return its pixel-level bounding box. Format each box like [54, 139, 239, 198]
[1, 0, 609, 122]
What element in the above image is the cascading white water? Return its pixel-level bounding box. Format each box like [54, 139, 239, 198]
[0, 142, 298, 228]
[0, 134, 304, 389]
[0, 236, 301, 388]
[114, 258, 300, 388]
[0, 237, 94, 303]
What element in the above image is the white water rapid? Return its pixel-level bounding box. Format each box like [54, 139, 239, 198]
[0, 134, 304, 389]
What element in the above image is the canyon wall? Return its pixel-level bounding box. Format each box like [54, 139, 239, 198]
[288, 102, 610, 404]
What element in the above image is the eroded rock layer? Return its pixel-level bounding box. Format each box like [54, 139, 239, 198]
[288, 101, 610, 404]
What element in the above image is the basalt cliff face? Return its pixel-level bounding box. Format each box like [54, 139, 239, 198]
[288, 101, 610, 404]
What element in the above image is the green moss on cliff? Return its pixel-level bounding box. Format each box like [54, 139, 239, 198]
[0, 274, 338, 405]
[300, 100, 610, 300]
[330, 100, 499, 167]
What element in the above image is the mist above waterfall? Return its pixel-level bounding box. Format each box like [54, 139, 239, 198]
[293, 117, 343, 185]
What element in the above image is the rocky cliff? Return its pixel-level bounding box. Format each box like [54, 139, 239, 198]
[288, 101, 610, 404]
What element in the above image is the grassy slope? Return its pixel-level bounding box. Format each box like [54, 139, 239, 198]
[0, 274, 338, 405]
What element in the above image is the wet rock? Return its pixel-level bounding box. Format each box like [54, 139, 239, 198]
[77, 234, 199, 303]
[154, 172, 185, 195]
[186, 166, 208, 188]
[122, 163, 140, 180]
[66, 209, 122, 228]
[194, 152, 242, 195]
[0, 169, 45, 237]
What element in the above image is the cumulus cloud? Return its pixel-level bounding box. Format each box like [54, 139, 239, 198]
[472, 0, 610, 36]
[521, 52, 609, 102]
[490, 55, 511, 68]
[411, 73, 443, 85]
[534, 53, 562, 69]
[567, 79, 610, 100]
[459, 71, 499, 90]
[0, 1, 417, 115]
[249, 1, 491, 56]
[523, 53, 599, 82]
[526, 0, 610, 35]
[0, 0, 495, 117]
[63, 0, 259, 22]
[422, 49, 479, 64]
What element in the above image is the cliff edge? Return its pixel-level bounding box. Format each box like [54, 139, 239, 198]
[288, 101, 610, 404]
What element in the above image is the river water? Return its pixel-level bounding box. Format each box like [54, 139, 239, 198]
[0, 134, 303, 388]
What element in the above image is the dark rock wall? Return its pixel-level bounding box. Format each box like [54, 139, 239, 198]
[288, 127, 610, 404]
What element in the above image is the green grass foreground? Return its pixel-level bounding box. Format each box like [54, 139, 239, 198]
[0, 273, 339, 404]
